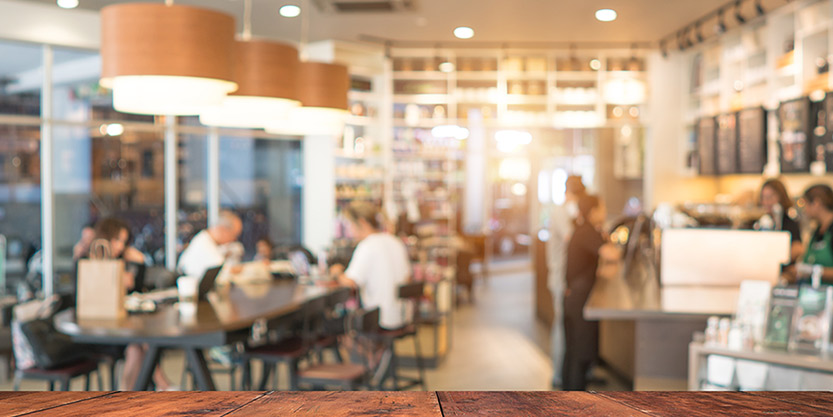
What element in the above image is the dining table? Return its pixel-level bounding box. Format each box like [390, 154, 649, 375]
[54, 281, 333, 391]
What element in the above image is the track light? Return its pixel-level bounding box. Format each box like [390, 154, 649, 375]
[677, 31, 685, 51]
[685, 27, 695, 48]
[734, 0, 746, 24]
[695, 21, 705, 43]
[716, 9, 727, 34]
[755, 0, 765, 16]
[660, 40, 668, 58]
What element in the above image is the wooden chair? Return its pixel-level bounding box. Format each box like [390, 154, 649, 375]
[295, 308, 380, 390]
[13, 358, 102, 391]
[313, 287, 352, 363]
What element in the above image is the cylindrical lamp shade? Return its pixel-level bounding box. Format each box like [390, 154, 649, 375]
[100, 3, 238, 115]
[297, 62, 350, 111]
[200, 40, 301, 128]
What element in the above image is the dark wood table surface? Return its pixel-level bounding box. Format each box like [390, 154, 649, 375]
[53, 282, 332, 391]
[1, 391, 832, 416]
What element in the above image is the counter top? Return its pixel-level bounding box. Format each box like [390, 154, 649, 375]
[583, 275, 738, 321]
[3, 391, 832, 416]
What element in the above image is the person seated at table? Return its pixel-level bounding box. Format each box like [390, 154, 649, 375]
[178, 210, 244, 279]
[254, 237, 274, 263]
[86, 218, 176, 391]
[72, 222, 96, 262]
[329, 201, 410, 330]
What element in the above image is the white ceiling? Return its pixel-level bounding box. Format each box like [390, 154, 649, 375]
[23, 0, 729, 46]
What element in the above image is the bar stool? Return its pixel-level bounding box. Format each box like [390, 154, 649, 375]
[13, 358, 102, 391]
[313, 287, 352, 363]
[378, 282, 426, 390]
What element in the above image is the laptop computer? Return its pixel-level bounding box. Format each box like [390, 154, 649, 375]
[198, 265, 224, 302]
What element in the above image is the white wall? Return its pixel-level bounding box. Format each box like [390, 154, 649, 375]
[644, 52, 718, 209]
[0, 0, 99, 49]
[302, 135, 336, 254]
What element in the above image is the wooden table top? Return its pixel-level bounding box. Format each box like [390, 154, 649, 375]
[54, 281, 331, 342]
[2, 391, 832, 416]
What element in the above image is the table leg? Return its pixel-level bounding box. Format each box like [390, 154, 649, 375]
[184, 348, 216, 391]
[134, 345, 162, 391]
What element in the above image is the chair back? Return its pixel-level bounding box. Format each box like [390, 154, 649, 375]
[398, 282, 424, 300]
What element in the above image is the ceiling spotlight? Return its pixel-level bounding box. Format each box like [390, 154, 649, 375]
[57, 0, 79, 8]
[734, 1, 746, 24]
[279, 4, 301, 17]
[716, 9, 727, 34]
[755, 0, 765, 16]
[454, 26, 474, 39]
[677, 31, 685, 51]
[595, 9, 617, 22]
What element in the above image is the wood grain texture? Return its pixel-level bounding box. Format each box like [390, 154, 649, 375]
[437, 392, 652, 416]
[599, 391, 827, 417]
[747, 391, 833, 413]
[225, 391, 442, 416]
[19, 391, 265, 417]
[233, 40, 299, 100]
[101, 4, 236, 83]
[0, 391, 112, 416]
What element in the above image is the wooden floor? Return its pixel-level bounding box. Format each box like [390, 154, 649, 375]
[2, 391, 833, 416]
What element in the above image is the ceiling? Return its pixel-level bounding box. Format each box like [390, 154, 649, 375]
[24, 0, 730, 46]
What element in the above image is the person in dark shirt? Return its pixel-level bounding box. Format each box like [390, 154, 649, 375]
[760, 179, 803, 262]
[562, 194, 607, 391]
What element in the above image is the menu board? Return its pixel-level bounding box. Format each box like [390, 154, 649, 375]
[815, 93, 833, 172]
[697, 117, 717, 176]
[778, 98, 811, 173]
[737, 107, 767, 174]
[716, 113, 738, 175]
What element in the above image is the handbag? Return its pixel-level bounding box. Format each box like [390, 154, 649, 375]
[12, 295, 87, 370]
[77, 239, 127, 320]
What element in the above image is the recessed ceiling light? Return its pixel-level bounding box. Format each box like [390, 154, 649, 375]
[279, 4, 301, 18]
[454, 26, 474, 40]
[595, 8, 617, 22]
[57, 0, 79, 9]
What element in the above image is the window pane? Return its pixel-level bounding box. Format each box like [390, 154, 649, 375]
[179, 131, 208, 249]
[220, 136, 302, 257]
[0, 125, 41, 290]
[53, 124, 166, 291]
[0, 40, 42, 116]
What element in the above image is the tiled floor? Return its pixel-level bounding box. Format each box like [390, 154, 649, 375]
[4, 259, 625, 392]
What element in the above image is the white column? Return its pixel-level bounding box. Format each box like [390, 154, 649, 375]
[207, 127, 220, 227]
[164, 117, 178, 271]
[302, 135, 336, 254]
[40, 45, 54, 296]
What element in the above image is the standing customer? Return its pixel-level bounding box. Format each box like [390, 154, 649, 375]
[759, 179, 803, 262]
[330, 201, 410, 330]
[547, 175, 585, 388]
[562, 194, 607, 391]
[177, 211, 243, 279]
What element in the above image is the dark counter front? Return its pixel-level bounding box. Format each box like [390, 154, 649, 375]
[582, 276, 737, 390]
[2, 391, 833, 416]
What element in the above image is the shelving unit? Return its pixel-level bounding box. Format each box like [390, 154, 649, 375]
[682, 0, 833, 177]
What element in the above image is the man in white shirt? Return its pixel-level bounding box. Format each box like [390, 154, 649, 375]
[331, 202, 410, 329]
[178, 211, 243, 279]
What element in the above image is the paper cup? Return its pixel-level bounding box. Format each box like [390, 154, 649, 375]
[177, 275, 199, 303]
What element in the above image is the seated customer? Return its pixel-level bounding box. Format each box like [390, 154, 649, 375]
[330, 202, 410, 330]
[178, 211, 243, 279]
[86, 218, 174, 391]
[254, 237, 274, 263]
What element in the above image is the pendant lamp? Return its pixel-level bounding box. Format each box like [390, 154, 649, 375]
[100, 3, 238, 115]
[265, 62, 349, 136]
[199, 40, 300, 128]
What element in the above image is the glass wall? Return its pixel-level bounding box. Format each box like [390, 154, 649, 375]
[0, 42, 304, 295]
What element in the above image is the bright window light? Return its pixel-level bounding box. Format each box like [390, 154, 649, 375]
[538, 171, 551, 203]
[595, 9, 617, 22]
[495, 130, 532, 153]
[454, 27, 475, 39]
[498, 158, 531, 181]
[552, 169, 568, 205]
[57, 0, 79, 9]
[280, 5, 301, 17]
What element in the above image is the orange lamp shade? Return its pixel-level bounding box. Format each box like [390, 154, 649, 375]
[297, 62, 350, 111]
[100, 3, 238, 115]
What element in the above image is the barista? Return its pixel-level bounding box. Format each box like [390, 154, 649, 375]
[790, 184, 833, 284]
[759, 179, 803, 262]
